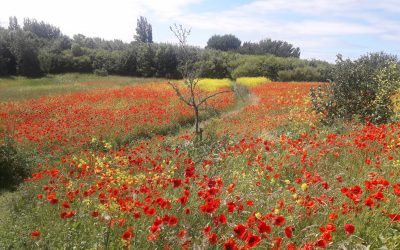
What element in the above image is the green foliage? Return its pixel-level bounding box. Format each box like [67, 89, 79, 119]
[206, 34, 241, 51]
[134, 16, 153, 43]
[0, 16, 331, 81]
[93, 68, 108, 76]
[240, 38, 300, 58]
[136, 44, 156, 77]
[0, 138, 31, 190]
[23, 18, 61, 40]
[278, 66, 321, 81]
[154, 43, 180, 78]
[38, 49, 53, 74]
[198, 49, 235, 78]
[9, 30, 43, 77]
[8, 16, 20, 31]
[71, 44, 84, 57]
[311, 52, 400, 124]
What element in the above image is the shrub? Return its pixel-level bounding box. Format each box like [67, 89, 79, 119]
[278, 66, 321, 82]
[0, 138, 31, 190]
[231, 57, 266, 79]
[310, 52, 400, 124]
[93, 67, 108, 76]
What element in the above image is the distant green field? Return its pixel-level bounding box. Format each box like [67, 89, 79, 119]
[0, 73, 165, 102]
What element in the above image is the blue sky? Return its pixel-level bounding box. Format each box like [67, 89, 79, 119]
[1, 0, 400, 62]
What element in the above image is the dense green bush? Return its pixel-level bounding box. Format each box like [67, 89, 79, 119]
[310, 52, 400, 124]
[199, 50, 236, 78]
[0, 138, 31, 190]
[277, 66, 321, 81]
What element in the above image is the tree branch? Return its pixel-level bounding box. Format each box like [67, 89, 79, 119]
[167, 81, 193, 107]
[198, 90, 232, 106]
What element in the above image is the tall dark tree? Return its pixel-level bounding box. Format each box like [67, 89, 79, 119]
[8, 16, 20, 31]
[23, 18, 61, 40]
[206, 34, 241, 51]
[134, 16, 153, 43]
[9, 31, 43, 77]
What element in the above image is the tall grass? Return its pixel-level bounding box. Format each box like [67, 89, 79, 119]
[0, 74, 165, 102]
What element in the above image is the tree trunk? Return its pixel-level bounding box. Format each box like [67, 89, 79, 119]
[194, 106, 203, 140]
[194, 106, 199, 134]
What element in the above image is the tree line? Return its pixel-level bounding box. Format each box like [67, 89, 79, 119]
[0, 16, 332, 81]
[206, 34, 300, 58]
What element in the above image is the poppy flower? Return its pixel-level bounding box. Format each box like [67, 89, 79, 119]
[31, 231, 41, 237]
[224, 238, 238, 250]
[246, 233, 261, 248]
[273, 216, 285, 226]
[167, 216, 178, 226]
[315, 239, 327, 248]
[172, 179, 182, 188]
[203, 225, 211, 235]
[284, 226, 293, 238]
[325, 223, 336, 232]
[209, 233, 218, 244]
[344, 224, 355, 235]
[257, 221, 271, 234]
[62, 201, 70, 208]
[233, 224, 247, 240]
[122, 227, 133, 241]
[91, 211, 99, 218]
[227, 202, 236, 213]
[389, 213, 400, 222]
[178, 229, 186, 238]
[364, 197, 375, 208]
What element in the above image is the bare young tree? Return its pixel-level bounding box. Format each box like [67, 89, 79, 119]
[168, 24, 232, 140]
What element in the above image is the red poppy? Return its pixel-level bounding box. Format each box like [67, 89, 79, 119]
[284, 226, 293, 238]
[31, 231, 41, 237]
[227, 201, 236, 213]
[172, 179, 182, 188]
[273, 216, 285, 226]
[178, 229, 186, 238]
[344, 224, 355, 235]
[177, 195, 188, 205]
[246, 233, 261, 248]
[315, 239, 327, 248]
[233, 224, 247, 240]
[122, 227, 133, 241]
[62, 201, 70, 208]
[203, 225, 211, 235]
[167, 216, 178, 226]
[144, 207, 156, 217]
[325, 223, 336, 232]
[209, 233, 218, 244]
[364, 197, 375, 208]
[224, 238, 238, 250]
[91, 211, 99, 218]
[257, 221, 271, 234]
[389, 213, 400, 222]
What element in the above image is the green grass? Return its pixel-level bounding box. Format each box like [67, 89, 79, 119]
[0, 190, 11, 232]
[0, 73, 166, 102]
